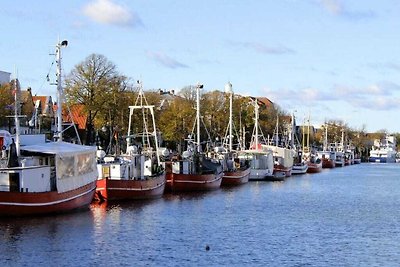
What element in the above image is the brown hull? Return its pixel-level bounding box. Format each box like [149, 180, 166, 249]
[0, 181, 96, 217]
[307, 162, 323, 173]
[95, 173, 166, 201]
[221, 167, 250, 186]
[322, 159, 336, 168]
[166, 172, 223, 193]
[274, 164, 292, 177]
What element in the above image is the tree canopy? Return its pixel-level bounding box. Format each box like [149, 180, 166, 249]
[64, 53, 129, 144]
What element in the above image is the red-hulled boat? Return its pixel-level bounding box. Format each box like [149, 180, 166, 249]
[165, 163, 223, 192]
[95, 81, 166, 201]
[95, 171, 165, 201]
[0, 41, 98, 216]
[165, 83, 223, 193]
[221, 164, 250, 186]
[214, 82, 250, 187]
[307, 155, 323, 173]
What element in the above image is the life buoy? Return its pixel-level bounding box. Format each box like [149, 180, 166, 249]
[1, 145, 6, 150]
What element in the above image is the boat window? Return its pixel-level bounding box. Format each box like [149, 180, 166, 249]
[77, 152, 95, 175]
[57, 155, 75, 178]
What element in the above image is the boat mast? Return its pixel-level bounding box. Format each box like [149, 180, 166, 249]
[307, 115, 310, 151]
[290, 113, 295, 149]
[275, 115, 279, 146]
[55, 40, 68, 142]
[254, 99, 259, 150]
[196, 83, 203, 153]
[225, 82, 233, 152]
[324, 123, 328, 151]
[127, 81, 161, 164]
[13, 76, 20, 156]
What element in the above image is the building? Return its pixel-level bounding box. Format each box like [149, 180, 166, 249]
[0, 71, 11, 85]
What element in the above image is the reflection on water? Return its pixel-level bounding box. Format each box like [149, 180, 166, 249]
[1, 164, 400, 266]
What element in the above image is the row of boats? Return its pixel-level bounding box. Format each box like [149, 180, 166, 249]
[0, 41, 382, 217]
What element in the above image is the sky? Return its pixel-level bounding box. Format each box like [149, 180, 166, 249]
[1, 0, 400, 133]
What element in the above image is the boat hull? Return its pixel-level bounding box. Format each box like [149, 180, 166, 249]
[322, 159, 336, 168]
[95, 173, 166, 201]
[0, 181, 96, 217]
[166, 172, 223, 193]
[274, 164, 292, 177]
[292, 163, 308, 175]
[368, 156, 395, 163]
[221, 167, 250, 186]
[307, 162, 323, 173]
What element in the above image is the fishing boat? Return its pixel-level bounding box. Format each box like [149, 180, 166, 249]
[306, 152, 322, 173]
[264, 116, 294, 178]
[95, 81, 166, 201]
[335, 150, 345, 167]
[369, 135, 397, 163]
[291, 159, 309, 174]
[164, 83, 223, 192]
[289, 114, 308, 175]
[0, 40, 97, 216]
[244, 99, 276, 181]
[292, 150, 308, 175]
[215, 82, 250, 186]
[317, 125, 336, 168]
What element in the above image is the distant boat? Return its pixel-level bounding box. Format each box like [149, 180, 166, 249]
[334, 150, 345, 167]
[306, 153, 323, 173]
[292, 159, 309, 175]
[95, 81, 166, 201]
[369, 135, 397, 163]
[0, 40, 97, 216]
[213, 82, 250, 187]
[245, 99, 276, 181]
[264, 116, 294, 178]
[317, 124, 336, 169]
[164, 83, 223, 192]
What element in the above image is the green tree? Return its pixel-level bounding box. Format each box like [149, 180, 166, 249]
[0, 82, 14, 128]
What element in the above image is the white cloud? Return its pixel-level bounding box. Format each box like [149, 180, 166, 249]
[262, 82, 400, 112]
[82, 0, 142, 27]
[230, 41, 295, 55]
[319, 0, 343, 15]
[317, 0, 375, 20]
[147, 51, 188, 69]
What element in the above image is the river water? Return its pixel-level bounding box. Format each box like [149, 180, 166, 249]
[1, 163, 400, 266]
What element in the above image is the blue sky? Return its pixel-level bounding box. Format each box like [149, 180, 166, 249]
[1, 0, 400, 133]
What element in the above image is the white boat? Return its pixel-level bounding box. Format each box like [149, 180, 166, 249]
[244, 99, 275, 181]
[369, 135, 397, 163]
[0, 40, 97, 217]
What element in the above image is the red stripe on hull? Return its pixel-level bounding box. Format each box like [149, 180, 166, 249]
[0, 181, 96, 217]
[166, 172, 223, 193]
[221, 167, 250, 186]
[95, 174, 166, 201]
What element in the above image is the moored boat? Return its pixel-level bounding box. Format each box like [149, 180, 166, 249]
[318, 151, 336, 168]
[95, 81, 166, 201]
[0, 41, 97, 216]
[214, 82, 250, 187]
[306, 153, 322, 173]
[165, 83, 223, 192]
[292, 160, 309, 174]
[245, 99, 275, 181]
[317, 125, 336, 169]
[368, 135, 397, 163]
